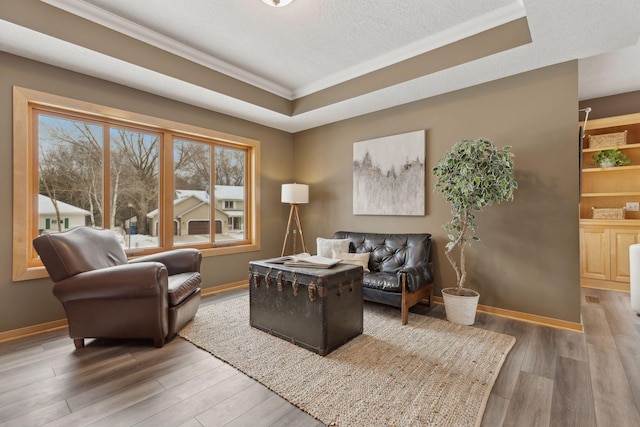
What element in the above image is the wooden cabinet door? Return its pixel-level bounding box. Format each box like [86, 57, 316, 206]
[610, 228, 640, 282]
[580, 227, 610, 280]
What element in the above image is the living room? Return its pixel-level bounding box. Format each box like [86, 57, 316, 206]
[1, 1, 640, 426]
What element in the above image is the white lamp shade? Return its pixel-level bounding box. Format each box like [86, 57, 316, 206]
[281, 183, 309, 204]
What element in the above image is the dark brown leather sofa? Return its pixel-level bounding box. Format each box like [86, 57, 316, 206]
[333, 231, 434, 324]
[33, 226, 202, 349]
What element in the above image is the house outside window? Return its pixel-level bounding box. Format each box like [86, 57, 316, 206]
[13, 87, 260, 281]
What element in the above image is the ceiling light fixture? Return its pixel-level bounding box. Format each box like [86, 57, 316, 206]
[262, 0, 295, 7]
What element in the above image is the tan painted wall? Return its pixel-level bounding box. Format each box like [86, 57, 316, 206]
[294, 62, 582, 323]
[580, 90, 640, 120]
[0, 52, 582, 332]
[0, 52, 293, 333]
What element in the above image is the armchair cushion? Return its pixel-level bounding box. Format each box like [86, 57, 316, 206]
[130, 248, 201, 275]
[34, 227, 128, 282]
[168, 272, 201, 306]
[363, 271, 401, 292]
[52, 263, 168, 302]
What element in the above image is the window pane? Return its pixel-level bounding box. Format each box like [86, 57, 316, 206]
[37, 114, 103, 235]
[215, 146, 246, 242]
[15, 89, 259, 282]
[111, 127, 160, 250]
[174, 139, 211, 245]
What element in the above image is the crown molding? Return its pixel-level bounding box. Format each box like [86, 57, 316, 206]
[41, 0, 526, 101]
[291, 1, 527, 98]
[41, 0, 294, 99]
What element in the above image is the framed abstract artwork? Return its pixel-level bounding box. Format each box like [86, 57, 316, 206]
[353, 130, 425, 216]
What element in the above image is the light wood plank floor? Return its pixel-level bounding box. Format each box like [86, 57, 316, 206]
[0, 287, 638, 426]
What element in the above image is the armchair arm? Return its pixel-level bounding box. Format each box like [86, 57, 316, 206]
[129, 248, 201, 275]
[398, 263, 434, 293]
[53, 262, 168, 303]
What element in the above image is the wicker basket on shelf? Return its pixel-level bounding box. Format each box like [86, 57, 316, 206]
[588, 130, 628, 148]
[592, 207, 625, 220]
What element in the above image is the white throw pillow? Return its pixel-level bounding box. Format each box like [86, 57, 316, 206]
[333, 250, 370, 272]
[316, 238, 349, 258]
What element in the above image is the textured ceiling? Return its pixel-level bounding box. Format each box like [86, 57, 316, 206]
[2, 0, 640, 132]
[80, 0, 516, 96]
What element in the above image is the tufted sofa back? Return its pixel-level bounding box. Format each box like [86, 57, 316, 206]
[332, 231, 431, 274]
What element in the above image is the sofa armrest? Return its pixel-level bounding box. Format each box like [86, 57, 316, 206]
[129, 248, 202, 275]
[53, 262, 168, 302]
[398, 263, 433, 293]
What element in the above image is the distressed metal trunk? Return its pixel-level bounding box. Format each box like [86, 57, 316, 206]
[248, 261, 363, 356]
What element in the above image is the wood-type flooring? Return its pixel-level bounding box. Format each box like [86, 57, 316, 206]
[0, 287, 638, 426]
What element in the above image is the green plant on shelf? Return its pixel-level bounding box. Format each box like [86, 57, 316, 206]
[591, 148, 630, 168]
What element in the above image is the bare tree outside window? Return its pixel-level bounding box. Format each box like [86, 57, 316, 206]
[172, 141, 247, 243]
[38, 115, 104, 233]
[37, 115, 163, 249]
[111, 127, 160, 249]
[32, 106, 250, 254]
[215, 146, 246, 240]
[215, 146, 245, 186]
[14, 88, 258, 282]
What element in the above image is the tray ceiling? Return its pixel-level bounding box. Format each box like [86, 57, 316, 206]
[1, 0, 640, 132]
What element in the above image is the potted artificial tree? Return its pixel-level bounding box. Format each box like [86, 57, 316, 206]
[432, 138, 518, 325]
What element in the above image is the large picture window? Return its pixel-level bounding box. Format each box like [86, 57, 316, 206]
[13, 87, 260, 281]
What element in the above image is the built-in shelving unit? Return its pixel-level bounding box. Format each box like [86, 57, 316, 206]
[579, 112, 640, 291]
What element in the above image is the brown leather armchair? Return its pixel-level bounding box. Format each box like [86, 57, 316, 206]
[33, 226, 202, 349]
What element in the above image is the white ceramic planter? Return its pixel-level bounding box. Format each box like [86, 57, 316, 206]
[599, 160, 616, 168]
[442, 287, 480, 325]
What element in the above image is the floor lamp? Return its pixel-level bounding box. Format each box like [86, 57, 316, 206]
[281, 183, 309, 256]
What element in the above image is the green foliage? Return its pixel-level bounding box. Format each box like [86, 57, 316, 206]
[433, 138, 518, 289]
[591, 148, 630, 167]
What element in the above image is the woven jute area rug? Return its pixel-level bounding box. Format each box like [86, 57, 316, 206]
[179, 296, 515, 427]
